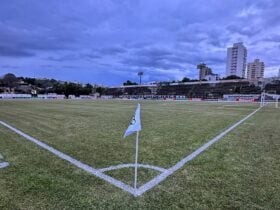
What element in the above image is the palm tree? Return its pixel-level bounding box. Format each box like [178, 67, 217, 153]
[137, 71, 144, 85]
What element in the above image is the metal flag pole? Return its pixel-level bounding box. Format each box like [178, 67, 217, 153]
[134, 131, 139, 190]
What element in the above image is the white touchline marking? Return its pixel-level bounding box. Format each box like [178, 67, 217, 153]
[0, 120, 136, 196]
[0, 162, 9, 169]
[0, 106, 261, 197]
[135, 107, 261, 196]
[99, 163, 167, 173]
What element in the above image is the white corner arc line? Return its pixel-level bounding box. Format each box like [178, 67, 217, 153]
[99, 163, 167, 173]
[136, 107, 261, 196]
[0, 121, 136, 196]
[0, 162, 9, 169]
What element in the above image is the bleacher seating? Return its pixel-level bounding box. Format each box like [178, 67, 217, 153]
[104, 88, 123, 96]
[265, 83, 280, 94]
[156, 82, 261, 99]
[104, 81, 265, 98]
[104, 86, 152, 96]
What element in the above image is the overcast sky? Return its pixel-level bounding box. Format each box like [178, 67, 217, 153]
[0, 0, 280, 85]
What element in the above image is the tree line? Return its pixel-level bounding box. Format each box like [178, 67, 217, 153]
[0, 73, 105, 97]
[0, 73, 244, 96]
[123, 75, 242, 86]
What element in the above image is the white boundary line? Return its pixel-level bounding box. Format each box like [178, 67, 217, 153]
[0, 162, 9, 169]
[0, 120, 136, 195]
[136, 107, 261, 196]
[99, 163, 167, 173]
[0, 106, 261, 197]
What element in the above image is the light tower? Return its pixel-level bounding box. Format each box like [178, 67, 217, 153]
[138, 71, 143, 85]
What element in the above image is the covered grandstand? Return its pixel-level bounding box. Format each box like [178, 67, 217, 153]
[104, 79, 270, 99]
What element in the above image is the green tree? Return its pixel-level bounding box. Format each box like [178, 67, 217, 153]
[123, 80, 138, 86]
[222, 75, 242, 80]
[181, 77, 190, 83]
[96, 87, 106, 95]
[2, 73, 18, 88]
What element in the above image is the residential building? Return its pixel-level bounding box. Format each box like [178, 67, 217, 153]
[247, 59, 264, 80]
[205, 74, 220, 81]
[226, 42, 247, 78]
[197, 63, 212, 80]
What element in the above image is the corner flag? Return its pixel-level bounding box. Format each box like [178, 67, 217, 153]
[123, 103, 142, 190]
[124, 103, 141, 138]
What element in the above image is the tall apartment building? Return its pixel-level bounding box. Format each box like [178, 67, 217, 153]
[247, 59, 264, 80]
[197, 63, 212, 80]
[226, 42, 247, 78]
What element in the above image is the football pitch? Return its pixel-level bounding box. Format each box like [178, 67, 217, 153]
[0, 100, 279, 209]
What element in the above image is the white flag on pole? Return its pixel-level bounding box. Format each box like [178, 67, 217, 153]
[124, 103, 141, 138]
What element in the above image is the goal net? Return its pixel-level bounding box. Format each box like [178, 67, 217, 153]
[261, 92, 279, 108]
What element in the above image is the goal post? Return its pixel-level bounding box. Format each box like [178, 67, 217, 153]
[264, 92, 279, 108]
[260, 92, 265, 108]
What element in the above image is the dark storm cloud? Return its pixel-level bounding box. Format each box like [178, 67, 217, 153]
[135, 48, 172, 58]
[122, 56, 183, 70]
[121, 46, 190, 70]
[19, 36, 77, 51]
[0, 45, 35, 57]
[1, 65, 20, 69]
[97, 47, 127, 55]
[46, 55, 78, 62]
[1, 0, 280, 85]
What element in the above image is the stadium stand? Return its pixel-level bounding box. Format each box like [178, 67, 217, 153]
[265, 83, 280, 94]
[105, 80, 264, 99]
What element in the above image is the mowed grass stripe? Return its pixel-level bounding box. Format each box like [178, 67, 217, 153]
[0, 100, 258, 169]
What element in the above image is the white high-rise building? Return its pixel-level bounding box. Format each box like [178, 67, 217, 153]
[247, 59, 264, 80]
[226, 42, 247, 78]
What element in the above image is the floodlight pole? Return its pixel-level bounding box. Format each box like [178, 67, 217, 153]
[134, 131, 139, 190]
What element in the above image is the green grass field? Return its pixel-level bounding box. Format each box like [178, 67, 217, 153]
[0, 100, 279, 209]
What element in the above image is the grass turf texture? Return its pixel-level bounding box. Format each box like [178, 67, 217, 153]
[0, 100, 279, 209]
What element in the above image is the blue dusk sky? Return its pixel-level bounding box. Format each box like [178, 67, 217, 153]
[0, 0, 280, 86]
